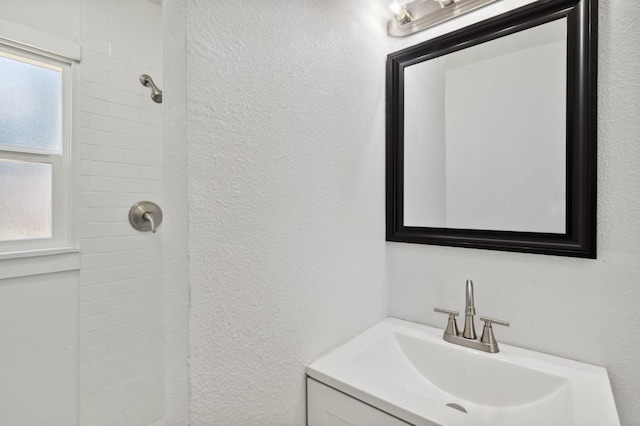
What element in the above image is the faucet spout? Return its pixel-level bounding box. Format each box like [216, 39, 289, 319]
[465, 279, 475, 315]
[463, 279, 477, 339]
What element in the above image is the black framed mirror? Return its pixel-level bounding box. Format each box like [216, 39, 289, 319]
[386, 0, 597, 258]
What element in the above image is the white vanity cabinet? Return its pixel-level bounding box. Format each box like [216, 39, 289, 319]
[307, 378, 412, 426]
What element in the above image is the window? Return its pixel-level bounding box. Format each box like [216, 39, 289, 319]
[0, 43, 73, 256]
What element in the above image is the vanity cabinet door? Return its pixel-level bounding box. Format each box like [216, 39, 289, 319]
[307, 378, 412, 426]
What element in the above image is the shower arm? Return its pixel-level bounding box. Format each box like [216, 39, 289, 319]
[140, 74, 163, 103]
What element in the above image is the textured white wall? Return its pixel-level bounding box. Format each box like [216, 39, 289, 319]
[173, 0, 388, 423]
[388, 1, 640, 424]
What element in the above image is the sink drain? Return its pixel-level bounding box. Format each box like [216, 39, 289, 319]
[446, 403, 467, 413]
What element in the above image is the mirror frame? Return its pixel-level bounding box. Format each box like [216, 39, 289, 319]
[386, 0, 597, 258]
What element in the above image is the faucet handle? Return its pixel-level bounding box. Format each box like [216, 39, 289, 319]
[479, 316, 510, 328]
[434, 307, 459, 316]
[479, 316, 509, 349]
[434, 308, 459, 336]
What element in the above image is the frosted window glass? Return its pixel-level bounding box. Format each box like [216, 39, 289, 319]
[0, 54, 62, 152]
[0, 159, 52, 241]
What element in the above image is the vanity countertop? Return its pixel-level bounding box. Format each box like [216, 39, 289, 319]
[307, 318, 619, 426]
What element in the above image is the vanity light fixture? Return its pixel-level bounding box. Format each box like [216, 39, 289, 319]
[387, 0, 499, 37]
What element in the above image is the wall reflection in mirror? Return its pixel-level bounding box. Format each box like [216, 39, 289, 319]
[403, 18, 567, 233]
[386, 0, 597, 258]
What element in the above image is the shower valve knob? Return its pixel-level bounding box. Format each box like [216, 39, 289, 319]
[129, 201, 163, 233]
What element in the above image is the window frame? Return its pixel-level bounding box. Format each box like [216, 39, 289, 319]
[0, 41, 77, 259]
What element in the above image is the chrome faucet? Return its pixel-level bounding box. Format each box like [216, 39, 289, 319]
[434, 280, 509, 353]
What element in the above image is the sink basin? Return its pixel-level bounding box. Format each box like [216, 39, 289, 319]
[395, 332, 567, 407]
[307, 318, 619, 426]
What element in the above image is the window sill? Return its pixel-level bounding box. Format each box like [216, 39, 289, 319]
[0, 247, 80, 280]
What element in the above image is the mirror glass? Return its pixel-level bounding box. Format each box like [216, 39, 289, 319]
[403, 18, 567, 233]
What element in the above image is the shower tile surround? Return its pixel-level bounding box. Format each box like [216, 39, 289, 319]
[0, 0, 163, 423]
[77, 0, 164, 424]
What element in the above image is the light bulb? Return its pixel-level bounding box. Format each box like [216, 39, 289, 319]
[388, 0, 413, 24]
[389, 0, 404, 15]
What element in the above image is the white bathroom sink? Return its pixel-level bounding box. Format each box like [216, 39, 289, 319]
[307, 318, 619, 426]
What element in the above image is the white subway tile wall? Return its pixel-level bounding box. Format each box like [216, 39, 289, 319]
[78, 0, 164, 424]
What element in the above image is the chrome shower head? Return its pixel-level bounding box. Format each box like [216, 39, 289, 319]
[140, 74, 163, 103]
